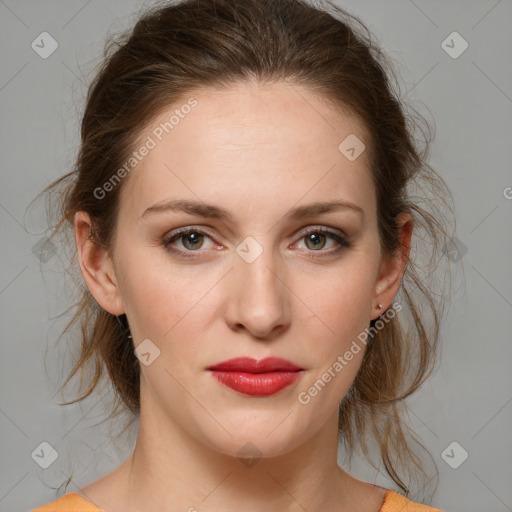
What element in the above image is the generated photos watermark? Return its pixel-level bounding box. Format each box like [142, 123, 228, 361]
[93, 97, 198, 200]
[297, 301, 402, 405]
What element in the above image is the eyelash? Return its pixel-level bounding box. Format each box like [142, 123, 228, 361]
[162, 226, 352, 260]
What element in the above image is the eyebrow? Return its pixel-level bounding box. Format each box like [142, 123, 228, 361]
[141, 198, 365, 223]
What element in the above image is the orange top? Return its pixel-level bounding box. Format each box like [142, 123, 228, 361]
[32, 489, 443, 511]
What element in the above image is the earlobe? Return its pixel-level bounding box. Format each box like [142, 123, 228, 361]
[371, 213, 413, 319]
[74, 211, 125, 316]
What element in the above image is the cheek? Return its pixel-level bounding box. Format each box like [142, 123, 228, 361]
[295, 265, 375, 392]
[297, 282, 371, 411]
[301, 266, 374, 336]
[116, 247, 220, 341]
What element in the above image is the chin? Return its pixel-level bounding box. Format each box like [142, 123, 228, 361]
[196, 411, 311, 461]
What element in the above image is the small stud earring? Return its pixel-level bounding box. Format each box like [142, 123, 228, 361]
[377, 303, 383, 310]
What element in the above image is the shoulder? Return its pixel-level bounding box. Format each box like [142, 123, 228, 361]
[32, 487, 443, 512]
[380, 489, 444, 512]
[31, 493, 103, 512]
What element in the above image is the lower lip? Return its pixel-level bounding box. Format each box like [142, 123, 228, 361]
[209, 370, 303, 396]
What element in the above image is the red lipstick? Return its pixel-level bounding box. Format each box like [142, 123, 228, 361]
[207, 357, 303, 396]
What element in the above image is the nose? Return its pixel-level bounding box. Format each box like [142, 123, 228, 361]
[224, 243, 290, 339]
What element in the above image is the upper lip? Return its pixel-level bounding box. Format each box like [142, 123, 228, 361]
[207, 357, 302, 373]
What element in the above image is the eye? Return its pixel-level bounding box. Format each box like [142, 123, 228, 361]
[163, 227, 217, 256]
[162, 225, 352, 259]
[294, 227, 352, 257]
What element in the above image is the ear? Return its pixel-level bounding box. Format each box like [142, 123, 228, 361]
[371, 212, 413, 320]
[74, 211, 125, 316]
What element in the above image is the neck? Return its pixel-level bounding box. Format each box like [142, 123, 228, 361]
[118, 398, 356, 512]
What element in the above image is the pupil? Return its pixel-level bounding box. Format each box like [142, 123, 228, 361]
[185, 232, 202, 249]
[307, 233, 325, 250]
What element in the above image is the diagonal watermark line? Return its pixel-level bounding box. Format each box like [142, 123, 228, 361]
[0, 408, 29, 439]
[266, 471, 308, 511]
[61, 60, 87, 86]
[61, 398, 104, 439]
[0, 62, 29, 93]
[471, 395, 512, 439]
[0, 472, 29, 502]
[283, 77, 337, 132]
[163, 367, 234, 437]
[471, 470, 511, 510]
[94, 441, 119, 466]
[416, 473, 437, 496]
[265, 409, 294, 438]
[470, 204, 499, 233]
[471, 264, 512, 310]
[163, 267, 234, 337]
[201, 471, 233, 502]
[0, 0, 29, 28]
[0, 265, 29, 297]
[472, 0, 503, 30]
[472, 60, 512, 105]
[406, 62, 439, 95]
[163, 163, 212, 207]
[77, 438, 120, 470]
[407, 0, 439, 28]
[407, 406, 439, 439]
[266, 266, 336, 335]
[267, 163, 337, 234]
[61, 0, 93, 29]
[0, 203, 26, 231]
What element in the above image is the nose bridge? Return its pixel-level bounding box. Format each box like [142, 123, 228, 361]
[227, 235, 289, 337]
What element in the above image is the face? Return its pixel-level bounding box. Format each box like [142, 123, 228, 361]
[76, 80, 408, 460]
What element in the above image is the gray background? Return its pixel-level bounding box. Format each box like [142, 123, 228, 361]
[1, 1, 511, 511]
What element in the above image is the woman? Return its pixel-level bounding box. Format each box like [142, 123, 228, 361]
[33, 0, 454, 510]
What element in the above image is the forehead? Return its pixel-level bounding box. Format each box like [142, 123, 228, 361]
[120, 81, 375, 222]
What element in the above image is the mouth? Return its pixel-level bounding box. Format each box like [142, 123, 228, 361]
[207, 357, 304, 397]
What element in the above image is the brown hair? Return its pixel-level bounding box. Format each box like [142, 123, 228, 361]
[42, 0, 457, 499]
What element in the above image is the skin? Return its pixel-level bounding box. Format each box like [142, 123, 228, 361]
[74, 80, 412, 512]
